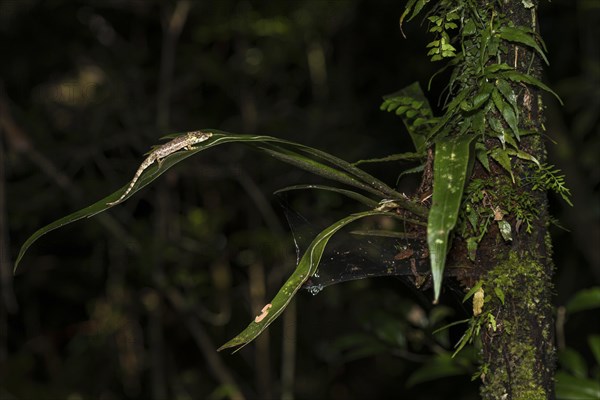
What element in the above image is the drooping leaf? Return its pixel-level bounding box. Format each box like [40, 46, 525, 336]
[14, 134, 215, 272]
[499, 70, 563, 105]
[588, 335, 600, 366]
[491, 89, 520, 141]
[428, 87, 470, 139]
[496, 79, 519, 115]
[400, 0, 431, 28]
[475, 142, 490, 172]
[15, 131, 428, 271]
[565, 287, 600, 314]
[218, 210, 402, 352]
[490, 147, 515, 183]
[558, 348, 588, 379]
[406, 353, 469, 387]
[428, 135, 477, 302]
[497, 26, 549, 65]
[555, 372, 600, 400]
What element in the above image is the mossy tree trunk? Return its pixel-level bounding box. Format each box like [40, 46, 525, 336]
[403, 0, 560, 397]
[465, 2, 556, 398]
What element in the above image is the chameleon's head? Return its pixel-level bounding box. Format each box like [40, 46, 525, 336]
[187, 130, 213, 142]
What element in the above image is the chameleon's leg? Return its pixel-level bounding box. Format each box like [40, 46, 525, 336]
[185, 145, 198, 151]
[157, 157, 164, 168]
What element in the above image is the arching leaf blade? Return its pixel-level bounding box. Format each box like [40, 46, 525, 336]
[274, 184, 379, 208]
[353, 152, 424, 166]
[218, 210, 398, 352]
[15, 130, 427, 271]
[14, 135, 215, 272]
[258, 145, 383, 198]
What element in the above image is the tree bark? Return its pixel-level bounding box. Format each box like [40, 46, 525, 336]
[472, 2, 556, 398]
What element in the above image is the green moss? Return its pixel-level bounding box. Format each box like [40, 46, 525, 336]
[481, 341, 546, 400]
[479, 251, 553, 399]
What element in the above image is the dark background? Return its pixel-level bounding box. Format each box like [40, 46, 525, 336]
[1, 1, 598, 399]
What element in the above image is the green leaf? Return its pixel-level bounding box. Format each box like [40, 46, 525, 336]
[466, 237, 478, 261]
[218, 210, 402, 352]
[490, 148, 515, 183]
[497, 220, 513, 241]
[475, 143, 490, 172]
[499, 70, 563, 105]
[274, 185, 379, 208]
[497, 26, 549, 65]
[15, 131, 428, 271]
[505, 149, 541, 167]
[382, 82, 434, 153]
[559, 348, 588, 379]
[400, 0, 431, 27]
[487, 313, 497, 331]
[555, 372, 600, 400]
[350, 230, 419, 239]
[494, 287, 505, 305]
[453, 319, 477, 357]
[353, 152, 424, 165]
[473, 89, 492, 110]
[428, 135, 477, 302]
[496, 79, 519, 115]
[491, 89, 520, 141]
[394, 105, 411, 115]
[484, 63, 515, 75]
[259, 145, 381, 197]
[463, 19, 476, 36]
[396, 164, 426, 184]
[588, 335, 600, 366]
[432, 318, 470, 335]
[406, 354, 468, 387]
[565, 287, 600, 314]
[14, 133, 216, 272]
[471, 110, 486, 136]
[463, 280, 483, 303]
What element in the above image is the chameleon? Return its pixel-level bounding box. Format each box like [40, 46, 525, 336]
[107, 130, 213, 206]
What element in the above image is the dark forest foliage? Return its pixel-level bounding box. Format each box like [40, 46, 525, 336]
[1, 1, 598, 399]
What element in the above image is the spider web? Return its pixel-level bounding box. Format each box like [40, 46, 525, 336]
[276, 195, 430, 295]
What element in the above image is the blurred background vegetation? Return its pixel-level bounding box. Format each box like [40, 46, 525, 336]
[1, 1, 598, 399]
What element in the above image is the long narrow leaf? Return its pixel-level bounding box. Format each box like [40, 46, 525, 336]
[428, 135, 476, 302]
[353, 152, 423, 165]
[292, 143, 410, 202]
[259, 145, 383, 198]
[274, 184, 379, 208]
[15, 131, 428, 271]
[217, 210, 399, 352]
[14, 137, 216, 272]
[499, 70, 563, 105]
[497, 26, 549, 65]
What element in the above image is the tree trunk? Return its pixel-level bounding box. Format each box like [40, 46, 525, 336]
[472, 2, 556, 398]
